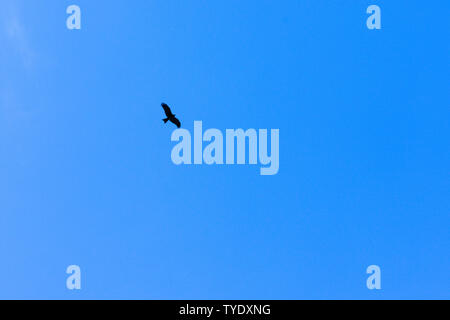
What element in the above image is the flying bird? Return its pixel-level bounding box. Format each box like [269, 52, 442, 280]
[161, 103, 181, 128]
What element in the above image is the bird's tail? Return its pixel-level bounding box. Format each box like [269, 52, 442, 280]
[163, 118, 169, 123]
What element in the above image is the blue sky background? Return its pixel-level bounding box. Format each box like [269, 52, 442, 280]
[0, 0, 449, 299]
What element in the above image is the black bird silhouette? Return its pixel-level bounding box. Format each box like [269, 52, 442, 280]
[161, 103, 181, 128]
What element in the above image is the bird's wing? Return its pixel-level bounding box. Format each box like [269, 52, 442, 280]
[161, 103, 173, 117]
[171, 117, 181, 128]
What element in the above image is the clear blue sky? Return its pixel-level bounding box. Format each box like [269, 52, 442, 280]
[0, 0, 448, 299]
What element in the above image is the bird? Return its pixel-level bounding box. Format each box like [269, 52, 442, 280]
[161, 103, 181, 128]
